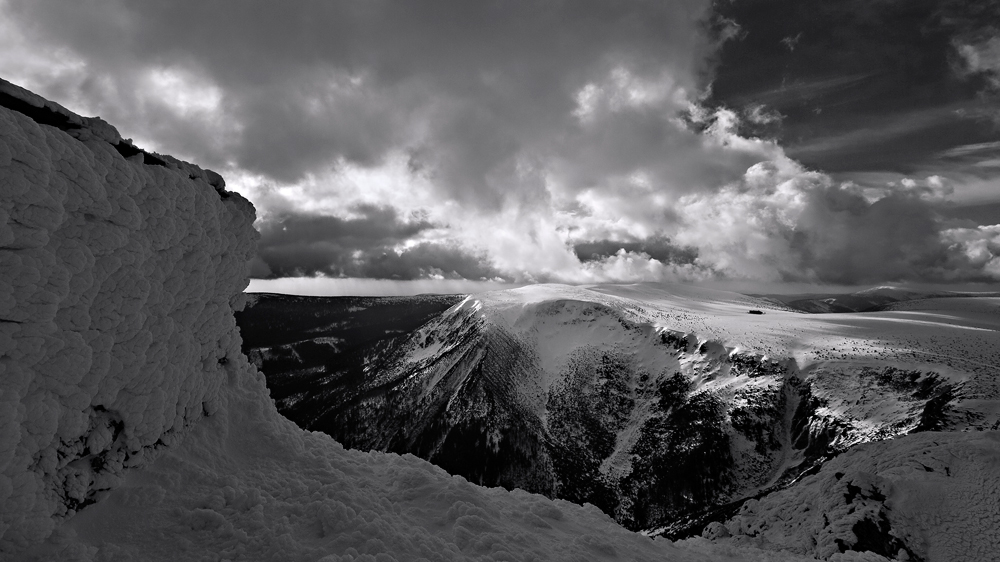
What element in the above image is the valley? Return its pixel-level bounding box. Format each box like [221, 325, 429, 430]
[237, 283, 1000, 549]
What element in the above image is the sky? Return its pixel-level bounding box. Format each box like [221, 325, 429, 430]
[2, 0, 999, 293]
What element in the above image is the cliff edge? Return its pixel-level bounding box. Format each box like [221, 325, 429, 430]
[0, 76, 257, 548]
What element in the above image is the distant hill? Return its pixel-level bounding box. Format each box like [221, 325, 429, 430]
[752, 286, 1000, 313]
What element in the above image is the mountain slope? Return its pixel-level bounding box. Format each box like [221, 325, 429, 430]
[710, 430, 1000, 561]
[239, 283, 999, 540]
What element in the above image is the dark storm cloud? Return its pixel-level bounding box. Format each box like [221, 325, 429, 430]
[6, 0, 1000, 286]
[260, 205, 433, 249]
[937, 201, 1000, 227]
[254, 205, 500, 280]
[5, 0, 714, 198]
[707, 0, 1000, 175]
[574, 237, 698, 265]
[786, 186, 953, 284]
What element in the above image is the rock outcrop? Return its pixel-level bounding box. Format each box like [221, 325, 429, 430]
[0, 77, 256, 547]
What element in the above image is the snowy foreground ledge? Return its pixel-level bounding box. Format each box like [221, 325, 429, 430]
[1, 77, 997, 561]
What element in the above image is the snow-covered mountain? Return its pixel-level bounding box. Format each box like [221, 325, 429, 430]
[240, 283, 999, 540]
[754, 286, 1000, 314]
[5, 75, 999, 561]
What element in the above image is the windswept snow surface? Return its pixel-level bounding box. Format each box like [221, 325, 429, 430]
[51, 362, 818, 562]
[588, 282, 1000, 427]
[714, 431, 1000, 561]
[0, 77, 825, 561]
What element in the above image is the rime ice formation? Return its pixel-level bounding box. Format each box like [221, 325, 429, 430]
[0, 77, 256, 548]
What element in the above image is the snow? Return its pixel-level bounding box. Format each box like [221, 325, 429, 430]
[714, 431, 1000, 561]
[326, 279, 999, 544]
[468, 282, 1000, 435]
[46, 358, 814, 562]
[0, 77, 256, 549]
[0, 78, 818, 561]
[584, 283, 1000, 431]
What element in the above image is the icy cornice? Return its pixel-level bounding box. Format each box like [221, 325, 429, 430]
[0, 78, 229, 197]
[0, 76, 256, 549]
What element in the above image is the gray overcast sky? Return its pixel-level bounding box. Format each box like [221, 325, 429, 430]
[2, 0, 999, 289]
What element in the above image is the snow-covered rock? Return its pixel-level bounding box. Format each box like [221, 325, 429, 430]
[0, 77, 256, 548]
[715, 431, 1000, 561]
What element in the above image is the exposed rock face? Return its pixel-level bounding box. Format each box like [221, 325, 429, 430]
[0, 77, 256, 547]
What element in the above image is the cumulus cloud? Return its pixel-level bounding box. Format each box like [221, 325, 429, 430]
[1, 0, 714, 188]
[941, 225, 1000, 279]
[673, 155, 1000, 284]
[574, 237, 698, 265]
[255, 205, 501, 281]
[955, 33, 1000, 90]
[4, 0, 1000, 287]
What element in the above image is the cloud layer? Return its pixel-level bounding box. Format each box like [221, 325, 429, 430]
[2, 0, 999, 287]
[254, 204, 501, 281]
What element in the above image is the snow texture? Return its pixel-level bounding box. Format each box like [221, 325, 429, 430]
[715, 431, 1000, 562]
[50, 365, 817, 562]
[0, 77, 814, 561]
[0, 77, 256, 548]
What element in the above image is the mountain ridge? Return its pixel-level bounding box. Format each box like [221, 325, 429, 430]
[754, 286, 1000, 314]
